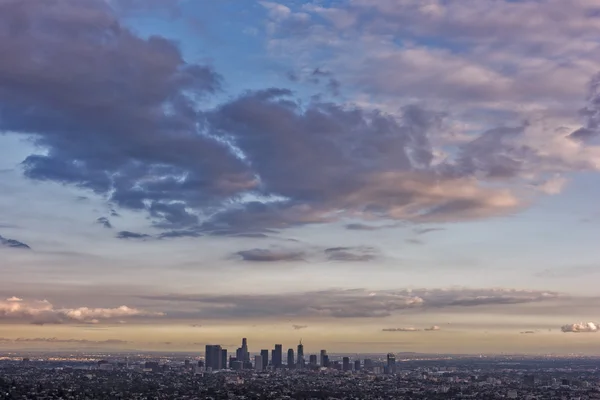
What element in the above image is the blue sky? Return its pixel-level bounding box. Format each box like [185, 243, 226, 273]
[1, 0, 600, 353]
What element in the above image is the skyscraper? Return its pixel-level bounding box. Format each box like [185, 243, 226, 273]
[221, 349, 227, 370]
[354, 359, 361, 371]
[287, 348, 295, 368]
[297, 340, 304, 368]
[386, 353, 396, 374]
[309, 354, 317, 366]
[205, 345, 222, 371]
[342, 357, 350, 371]
[241, 338, 249, 362]
[254, 355, 263, 372]
[260, 349, 269, 370]
[364, 359, 373, 371]
[273, 344, 283, 368]
[320, 350, 327, 367]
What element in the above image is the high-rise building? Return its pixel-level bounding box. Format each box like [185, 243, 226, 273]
[221, 349, 228, 370]
[354, 359, 361, 371]
[297, 340, 304, 368]
[241, 338, 249, 362]
[205, 345, 222, 371]
[386, 353, 396, 374]
[323, 354, 329, 368]
[342, 357, 350, 371]
[320, 350, 327, 367]
[287, 348, 295, 368]
[254, 355, 263, 372]
[364, 359, 373, 371]
[309, 354, 317, 366]
[260, 349, 269, 370]
[273, 344, 283, 368]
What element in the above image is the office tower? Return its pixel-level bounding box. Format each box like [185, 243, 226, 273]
[254, 355, 263, 372]
[205, 345, 222, 371]
[228, 356, 236, 369]
[320, 350, 327, 367]
[354, 359, 361, 371]
[297, 340, 304, 368]
[273, 344, 283, 368]
[323, 354, 329, 368]
[386, 353, 396, 374]
[364, 359, 373, 371]
[241, 338, 249, 362]
[342, 357, 350, 371]
[221, 349, 227, 370]
[184, 359, 190, 368]
[309, 354, 317, 366]
[232, 361, 243, 371]
[287, 348, 295, 368]
[260, 349, 269, 370]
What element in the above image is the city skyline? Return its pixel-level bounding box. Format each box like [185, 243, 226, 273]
[2, 0, 600, 355]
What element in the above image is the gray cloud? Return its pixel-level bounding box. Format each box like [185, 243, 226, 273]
[324, 246, 378, 262]
[292, 324, 308, 330]
[0, 235, 31, 250]
[116, 231, 150, 240]
[0, 0, 586, 239]
[414, 227, 445, 235]
[158, 229, 203, 239]
[236, 248, 305, 262]
[8, 337, 128, 344]
[382, 327, 420, 332]
[140, 287, 559, 320]
[96, 217, 112, 229]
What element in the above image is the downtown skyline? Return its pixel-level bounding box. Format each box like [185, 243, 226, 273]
[2, 0, 600, 355]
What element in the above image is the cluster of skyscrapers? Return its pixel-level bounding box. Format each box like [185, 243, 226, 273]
[204, 338, 397, 374]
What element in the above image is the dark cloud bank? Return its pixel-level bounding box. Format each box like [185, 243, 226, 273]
[0, 0, 591, 237]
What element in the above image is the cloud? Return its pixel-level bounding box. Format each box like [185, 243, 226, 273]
[0, 297, 164, 325]
[140, 287, 559, 320]
[424, 325, 441, 331]
[561, 322, 599, 333]
[96, 217, 112, 229]
[382, 327, 420, 332]
[292, 324, 308, 330]
[236, 248, 305, 262]
[0, 235, 31, 250]
[324, 246, 379, 262]
[1, 0, 597, 239]
[158, 229, 203, 239]
[116, 231, 151, 240]
[520, 331, 536, 334]
[5, 337, 128, 345]
[414, 227, 445, 235]
[6, 297, 22, 302]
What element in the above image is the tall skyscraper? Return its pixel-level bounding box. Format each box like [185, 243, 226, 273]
[221, 349, 227, 370]
[364, 359, 373, 371]
[342, 357, 350, 371]
[354, 359, 361, 371]
[241, 338, 249, 362]
[205, 345, 222, 371]
[254, 355, 263, 372]
[273, 344, 283, 368]
[323, 354, 329, 368]
[287, 348, 295, 368]
[320, 350, 327, 367]
[297, 340, 304, 368]
[309, 354, 317, 366]
[260, 349, 269, 370]
[386, 353, 396, 374]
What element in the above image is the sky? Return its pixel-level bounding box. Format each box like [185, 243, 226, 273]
[1, 0, 600, 355]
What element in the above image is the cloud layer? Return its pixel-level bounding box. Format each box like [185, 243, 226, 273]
[2, 0, 592, 238]
[0, 296, 163, 325]
[141, 288, 559, 320]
